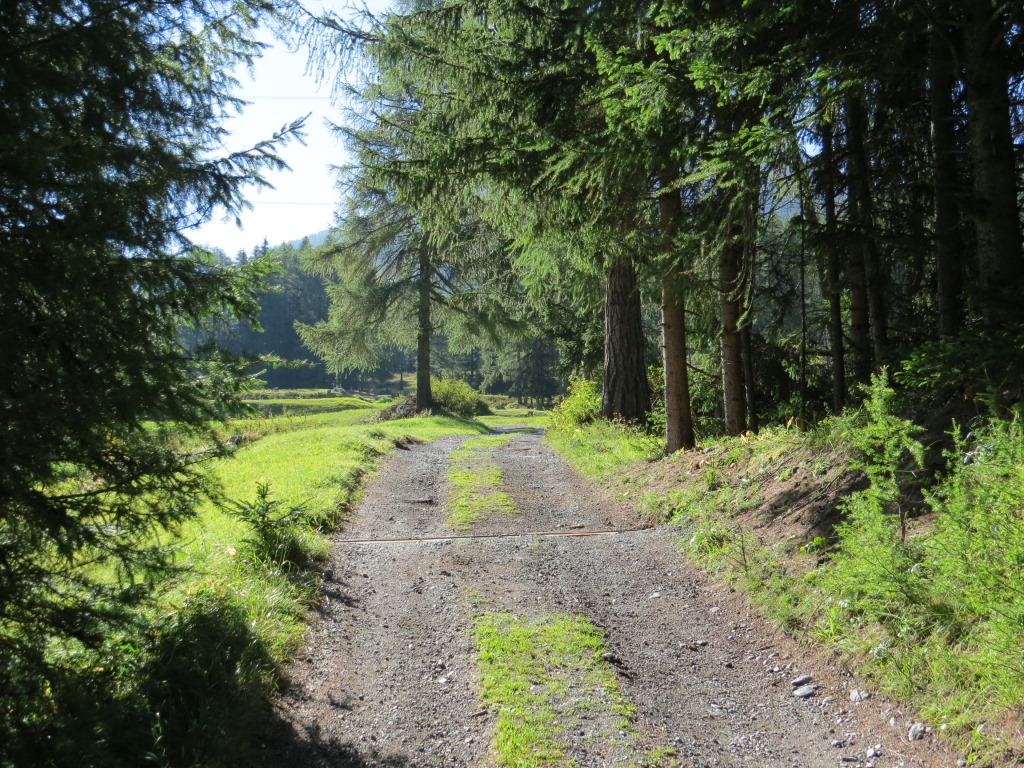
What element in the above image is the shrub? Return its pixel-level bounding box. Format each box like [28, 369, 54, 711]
[228, 482, 317, 574]
[818, 372, 926, 626]
[550, 378, 601, 430]
[431, 375, 481, 417]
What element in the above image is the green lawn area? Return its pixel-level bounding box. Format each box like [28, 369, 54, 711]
[177, 406, 490, 598]
[241, 395, 388, 417]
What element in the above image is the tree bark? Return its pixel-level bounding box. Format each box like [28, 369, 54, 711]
[602, 256, 650, 422]
[847, 193, 872, 386]
[657, 174, 695, 452]
[845, 93, 887, 367]
[719, 214, 746, 436]
[930, 12, 964, 336]
[961, 0, 1023, 328]
[741, 173, 759, 432]
[416, 244, 432, 411]
[821, 120, 846, 411]
[662, 284, 694, 452]
[740, 323, 758, 432]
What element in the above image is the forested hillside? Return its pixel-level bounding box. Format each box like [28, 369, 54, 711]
[187, 235, 562, 398]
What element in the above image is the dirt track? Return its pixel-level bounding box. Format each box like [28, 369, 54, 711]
[256, 429, 956, 767]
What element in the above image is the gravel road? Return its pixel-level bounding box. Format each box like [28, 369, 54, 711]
[255, 429, 956, 767]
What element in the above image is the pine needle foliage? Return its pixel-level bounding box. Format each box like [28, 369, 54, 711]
[0, 0, 299, 757]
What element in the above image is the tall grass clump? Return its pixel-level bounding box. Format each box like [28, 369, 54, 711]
[546, 378, 662, 484]
[915, 419, 1024, 724]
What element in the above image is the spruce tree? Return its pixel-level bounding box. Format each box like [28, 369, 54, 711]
[0, 0, 298, 745]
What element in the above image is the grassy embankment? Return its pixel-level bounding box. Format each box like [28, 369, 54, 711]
[546, 377, 1024, 766]
[157, 400, 496, 764]
[21, 394, 503, 768]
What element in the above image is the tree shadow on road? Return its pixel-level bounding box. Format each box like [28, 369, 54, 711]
[252, 714, 415, 768]
[247, 572, 414, 768]
[316, 572, 361, 612]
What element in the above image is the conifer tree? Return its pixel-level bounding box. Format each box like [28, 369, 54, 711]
[0, 0, 299, 748]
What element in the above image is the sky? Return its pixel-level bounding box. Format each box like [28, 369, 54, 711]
[190, 3, 386, 258]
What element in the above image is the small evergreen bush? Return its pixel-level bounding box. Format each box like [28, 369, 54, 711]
[228, 482, 317, 573]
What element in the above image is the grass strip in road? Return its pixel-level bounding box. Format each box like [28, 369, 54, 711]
[446, 433, 520, 530]
[473, 612, 635, 767]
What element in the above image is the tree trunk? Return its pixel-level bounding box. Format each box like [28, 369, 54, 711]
[602, 256, 650, 422]
[719, 220, 746, 436]
[930, 13, 964, 336]
[416, 244, 432, 411]
[821, 120, 846, 411]
[741, 173, 759, 432]
[657, 173, 695, 452]
[962, 0, 1023, 328]
[740, 323, 758, 432]
[662, 284, 694, 452]
[845, 93, 887, 367]
[847, 193, 872, 386]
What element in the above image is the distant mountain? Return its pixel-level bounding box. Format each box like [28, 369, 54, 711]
[286, 229, 330, 250]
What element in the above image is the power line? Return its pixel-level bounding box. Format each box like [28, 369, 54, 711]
[248, 201, 336, 206]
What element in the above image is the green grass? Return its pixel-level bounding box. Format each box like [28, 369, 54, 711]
[473, 612, 634, 767]
[241, 395, 388, 417]
[15, 404, 491, 768]
[545, 396, 1024, 764]
[478, 407, 552, 431]
[545, 418, 661, 483]
[446, 433, 519, 530]
[162, 409, 488, 762]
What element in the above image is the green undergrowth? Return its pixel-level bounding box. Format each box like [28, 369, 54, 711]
[6, 406, 488, 767]
[547, 374, 1024, 764]
[545, 379, 661, 485]
[446, 433, 520, 530]
[545, 418, 661, 484]
[473, 612, 638, 767]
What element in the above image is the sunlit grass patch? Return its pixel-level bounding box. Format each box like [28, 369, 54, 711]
[545, 418, 661, 483]
[242, 395, 386, 417]
[22, 408, 491, 767]
[446, 433, 520, 530]
[473, 612, 634, 767]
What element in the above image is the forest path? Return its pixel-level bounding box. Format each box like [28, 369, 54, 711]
[256, 428, 953, 768]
